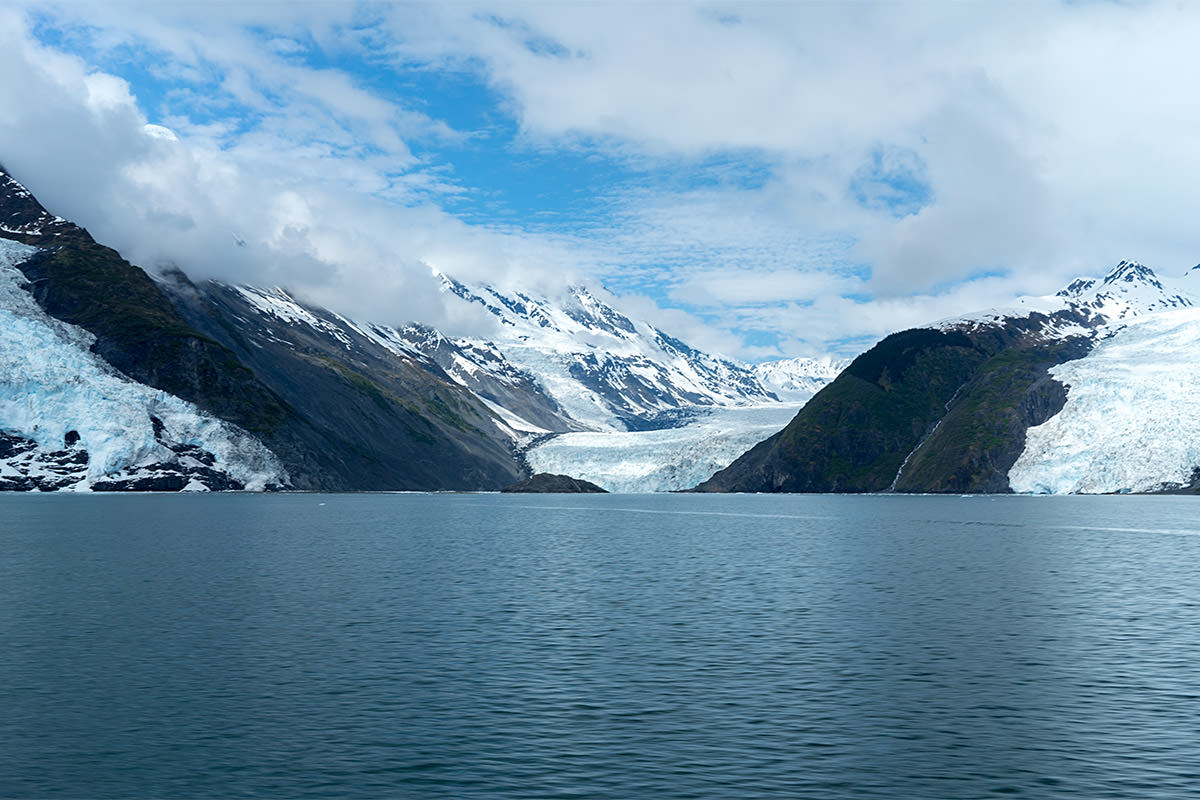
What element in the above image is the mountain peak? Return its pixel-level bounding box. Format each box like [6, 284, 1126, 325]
[0, 168, 79, 245]
[1102, 260, 1163, 288]
[427, 270, 776, 430]
[1059, 259, 1193, 321]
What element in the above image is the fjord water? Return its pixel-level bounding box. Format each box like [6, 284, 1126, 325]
[2, 494, 1199, 799]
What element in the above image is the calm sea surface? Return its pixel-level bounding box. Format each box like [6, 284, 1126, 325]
[2, 493, 1199, 799]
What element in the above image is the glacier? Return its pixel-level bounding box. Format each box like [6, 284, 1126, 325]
[526, 403, 804, 493]
[1009, 307, 1200, 494]
[0, 237, 287, 491]
[204, 274, 842, 492]
[938, 258, 1200, 494]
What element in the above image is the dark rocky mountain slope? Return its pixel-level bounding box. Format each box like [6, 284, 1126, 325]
[0, 166, 525, 490]
[161, 276, 526, 490]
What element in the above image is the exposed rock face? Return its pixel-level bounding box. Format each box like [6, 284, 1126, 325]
[163, 278, 528, 491]
[500, 473, 608, 493]
[0, 431, 89, 491]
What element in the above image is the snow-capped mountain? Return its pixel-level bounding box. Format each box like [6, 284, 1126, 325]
[429, 275, 778, 432]
[990, 260, 1200, 493]
[178, 274, 795, 440]
[936, 260, 1196, 338]
[1055, 260, 1195, 319]
[754, 356, 847, 399]
[182, 276, 840, 492]
[700, 259, 1200, 495]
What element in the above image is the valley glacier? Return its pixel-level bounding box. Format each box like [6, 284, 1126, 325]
[0, 237, 287, 491]
[526, 404, 804, 493]
[1009, 307, 1200, 494]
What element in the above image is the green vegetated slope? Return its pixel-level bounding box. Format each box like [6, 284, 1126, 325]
[892, 338, 1090, 492]
[696, 323, 1092, 493]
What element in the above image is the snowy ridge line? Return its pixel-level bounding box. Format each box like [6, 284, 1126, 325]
[434, 271, 782, 431]
[935, 260, 1200, 341]
[229, 284, 355, 348]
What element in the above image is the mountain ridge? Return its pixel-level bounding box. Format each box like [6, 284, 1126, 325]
[697, 260, 1200, 494]
[0, 165, 820, 491]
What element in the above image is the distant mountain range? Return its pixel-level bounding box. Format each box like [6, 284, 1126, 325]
[698, 260, 1200, 494]
[0, 166, 824, 491]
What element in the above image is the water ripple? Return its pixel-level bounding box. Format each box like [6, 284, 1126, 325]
[1, 493, 1199, 798]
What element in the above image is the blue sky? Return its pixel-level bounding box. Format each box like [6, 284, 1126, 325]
[3, 1, 1200, 360]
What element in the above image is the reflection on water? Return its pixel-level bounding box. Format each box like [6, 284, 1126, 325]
[2, 493, 1199, 798]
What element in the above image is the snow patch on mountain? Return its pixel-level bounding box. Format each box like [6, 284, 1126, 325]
[0, 173, 72, 239]
[231, 285, 355, 348]
[937, 260, 1199, 341]
[1057, 260, 1195, 319]
[754, 357, 846, 399]
[526, 404, 803, 493]
[1009, 307, 1200, 494]
[0, 237, 287, 491]
[437, 275, 777, 431]
[933, 294, 1084, 336]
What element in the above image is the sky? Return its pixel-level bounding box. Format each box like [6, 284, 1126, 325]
[2, 1, 1200, 360]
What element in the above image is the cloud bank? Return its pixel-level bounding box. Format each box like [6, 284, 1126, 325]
[2, 1, 1200, 358]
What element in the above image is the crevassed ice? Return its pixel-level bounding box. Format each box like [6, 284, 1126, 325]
[1009, 308, 1200, 494]
[526, 404, 802, 493]
[0, 237, 286, 490]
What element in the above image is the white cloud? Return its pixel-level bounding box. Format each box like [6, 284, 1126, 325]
[670, 268, 862, 308]
[4, 1, 1200, 362]
[0, 8, 509, 336]
[391, 2, 1200, 317]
